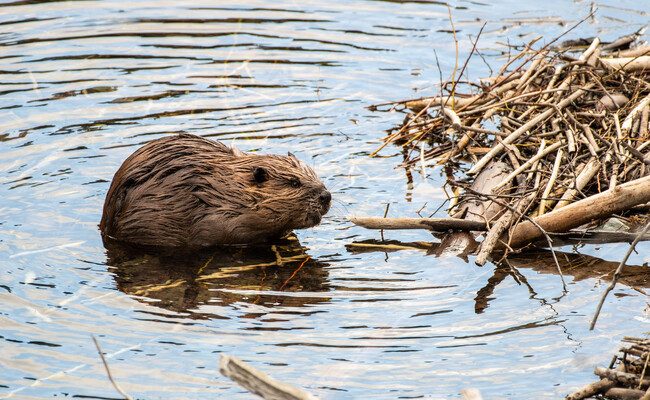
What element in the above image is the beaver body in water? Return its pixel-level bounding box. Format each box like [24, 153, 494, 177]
[100, 134, 331, 247]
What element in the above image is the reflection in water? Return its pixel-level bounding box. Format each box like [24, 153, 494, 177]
[105, 235, 330, 318]
[507, 249, 650, 289]
[348, 238, 650, 314]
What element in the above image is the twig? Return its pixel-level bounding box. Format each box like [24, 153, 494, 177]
[444, 22, 487, 109]
[467, 84, 595, 175]
[590, 218, 650, 330]
[92, 336, 133, 400]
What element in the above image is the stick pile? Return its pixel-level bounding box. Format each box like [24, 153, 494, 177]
[372, 33, 650, 260]
[567, 336, 650, 400]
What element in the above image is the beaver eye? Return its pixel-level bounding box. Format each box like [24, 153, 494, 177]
[290, 177, 301, 188]
[253, 167, 268, 184]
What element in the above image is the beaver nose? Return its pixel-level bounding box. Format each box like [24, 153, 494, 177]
[319, 190, 331, 207]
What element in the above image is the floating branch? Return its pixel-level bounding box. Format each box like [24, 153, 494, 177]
[219, 355, 317, 400]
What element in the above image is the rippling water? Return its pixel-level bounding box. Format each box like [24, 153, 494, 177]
[1, 1, 649, 398]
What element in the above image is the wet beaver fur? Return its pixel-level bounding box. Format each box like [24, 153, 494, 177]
[100, 134, 331, 247]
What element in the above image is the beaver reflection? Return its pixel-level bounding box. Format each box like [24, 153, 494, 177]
[104, 236, 330, 319]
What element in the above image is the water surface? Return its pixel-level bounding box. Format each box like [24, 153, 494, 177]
[1, 0, 649, 398]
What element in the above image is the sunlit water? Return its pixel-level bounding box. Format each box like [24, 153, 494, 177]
[1, 1, 649, 398]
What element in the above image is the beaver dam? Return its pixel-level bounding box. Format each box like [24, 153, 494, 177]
[348, 29, 650, 400]
[353, 30, 650, 263]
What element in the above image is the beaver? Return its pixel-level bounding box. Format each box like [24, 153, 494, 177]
[99, 134, 331, 247]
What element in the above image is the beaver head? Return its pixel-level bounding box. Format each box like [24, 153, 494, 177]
[100, 134, 331, 247]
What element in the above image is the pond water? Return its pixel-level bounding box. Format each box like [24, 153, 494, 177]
[1, 0, 649, 398]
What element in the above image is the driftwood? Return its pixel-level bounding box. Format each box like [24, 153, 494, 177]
[567, 337, 650, 400]
[601, 56, 650, 72]
[566, 379, 615, 400]
[220, 355, 316, 400]
[367, 29, 650, 259]
[595, 368, 650, 389]
[349, 174, 650, 250]
[349, 216, 486, 232]
[506, 175, 650, 248]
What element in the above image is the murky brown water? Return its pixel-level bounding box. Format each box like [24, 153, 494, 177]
[1, 1, 649, 398]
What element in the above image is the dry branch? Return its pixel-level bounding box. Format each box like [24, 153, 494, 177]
[349, 216, 486, 232]
[505, 175, 650, 248]
[601, 56, 650, 72]
[220, 355, 316, 400]
[369, 30, 650, 259]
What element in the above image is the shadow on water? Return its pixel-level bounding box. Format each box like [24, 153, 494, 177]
[104, 235, 330, 319]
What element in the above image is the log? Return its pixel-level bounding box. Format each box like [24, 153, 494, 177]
[453, 160, 511, 223]
[565, 378, 614, 400]
[595, 367, 650, 389]
[219, 355, 316, 400]
[615, 45, 650, 58]
[600, 56, 650, 72]
[603, 387, 647, 400]
[439, 160, 510, 258]
[506, 175, 650, 248]
[349, 216, 486, 232]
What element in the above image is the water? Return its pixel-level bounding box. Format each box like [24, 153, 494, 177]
[1, 0, 649, 398]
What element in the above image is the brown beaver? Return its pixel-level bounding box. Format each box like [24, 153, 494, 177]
[100, 134, 331, 247]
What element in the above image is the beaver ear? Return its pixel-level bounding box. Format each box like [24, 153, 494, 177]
[287, 151, 297, 159]
[253, 167, 268, 184]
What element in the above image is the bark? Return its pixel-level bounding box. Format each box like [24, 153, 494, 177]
[506, 175, 650, 248]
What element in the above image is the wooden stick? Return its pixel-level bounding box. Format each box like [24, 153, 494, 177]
[92, 336, 133, 400]
[476, 193, 536, 265]
[589, 219, 650, 330]
[600, 56, 650, 72]
[467, 84, 594, 175]
[615, 45, 650, 58]
[442, 107, 462, 129]
[538, 148, 563, 215]
[350, 219, 650, 244]
[579, 37, 601, 61]
[349, 216, 486, 232]
[603, 387, 647, 400]
[640, 106, 649, 140]
[219, 355, 317, 400]
[506, 175, 650, 248]
[565, 378, 614, 400]
[554, 157, 601, 210]
[595, 367, 650, 388]
[623, 92, 650, 133]
[492, 140, 564, 192]
[405, 95, 478, 113]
